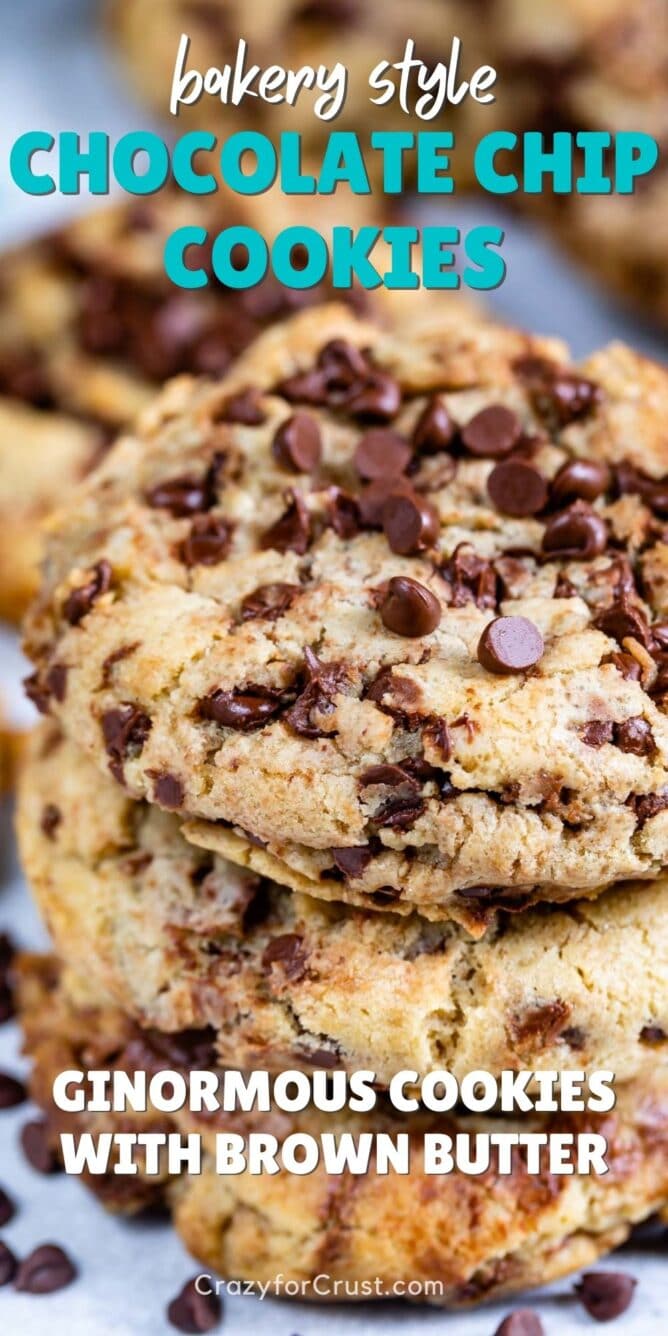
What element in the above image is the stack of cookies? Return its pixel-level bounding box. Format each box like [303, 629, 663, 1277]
[13, 294, 668, 1306]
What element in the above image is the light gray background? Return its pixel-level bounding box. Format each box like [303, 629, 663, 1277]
[0, 1, 666, 1332]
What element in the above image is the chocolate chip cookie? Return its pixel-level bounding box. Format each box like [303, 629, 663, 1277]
[24, 304, 668, 927]
[17, 954, 668, 1306]
[18, 723, 668, 1083]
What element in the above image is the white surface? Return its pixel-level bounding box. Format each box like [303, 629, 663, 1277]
[0, 1, 666, 1332]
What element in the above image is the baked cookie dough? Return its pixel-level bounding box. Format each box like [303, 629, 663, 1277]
[17, 954, 668, 1307]
[18, 723, 668, 1084]
[24, 305, 668, 927]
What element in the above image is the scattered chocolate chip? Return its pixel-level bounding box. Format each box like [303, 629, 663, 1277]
[284, 649, 349, 739]
[167, 1276, 222, 1333]
[151, 773, 185, 810]
[461, 405, 522, 458]
[354, 428, 412, 481]
[45, 663, 68, 703]
[494, 1310, 544, 1336]
[348, 369, 401, 422]
[100, 642, 140, 688]
[412, 396, 456, 454]
[574, 1271, 636, 1322]
[511, 1000, 571, 1047]
[262, 933, 307, 980]
[382, 489, 439, 555]
[180, 515, 233, 567]
[145, 475, 211, 517]
[631, 790, 668, 826]
[478, 616, 544, 674]
[604, 651, 642, 682]
[21, 1119, 60, 1173]
[200, 685, 285, 732]
[380, 576, 441, 638]
[14, 1243, 76, 1295]
[358, 476, 412, 528]
[272, 412, 322, 473]
[640, 1024, 666, 1044]
[487, 459, 548, 517]
[331, 846, 373, 879]
[517, 358, 603, 426]
[260, 490, 311, 554]
[0, 1241, 17, 1287]
[441, 543, 500, 611]
[551, 459, 611, 504]
[615, 717, 655, 756]
[0, 1186, 15, 1227]
[326, 486, 361, 538]
[62, 559, 112, 625]
[240, 582, 300, 622]
[561, 1026, 586, 1050]
[374, 793, 425, 830]
[40, 803, 62, 841]
[216, 386, 265, 425]
[581, 719, 614, 748]
[542, 502, 607, 560]
[102, 705, 151, 765]
[365, 666, 423, 720]
[0, 1072, 27, 1109]
[595, 598, 651, 649]
[359, 764, 419, 789]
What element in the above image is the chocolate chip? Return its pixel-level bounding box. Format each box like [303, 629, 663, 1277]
[541, 502, 607, 560]
[326, 486, 361, 538]
[0, 983, 13, 1026]
[357, 476, 410, 528]
[511, 1000, 571, 1047]
[554, 572, 577, 598]
[640, 1024, 666, 1043]
[631, 790, 668, 826]
[477, 616, 544, 674]
[102, 705, 151, 765]
[40, 803, 62, 840]
[200, 685, 285, 731]
[180, 515, 233, 567]
[615, 717, 655, 756]
[517, 359, 603, 426]
[374, 793, 425, 829]
[380, 576, 441, 638]
[21, 1119, 60, 1173]
[595, 598, 651, 648]
[365, 666, 423, 720]
[360, 764, 419, 788]
[331, 846, 374, 879]
[461, 405, 522, 458]
[284, 650, 349, 738]
[581, 720, 614, 748]
[151, 773, 185, 810]
[441, 543, 499, 611]
[24, 672, 51, 715]
[575, 1271, 636, 1322]
[412, 396, 456, 454]
[145, 476, 211, 517]
[62, 559, 112, 625]
[551, 459, 611, 504]
[14, 1243, 77, 1295]
[167, 1276, 222, 1332]
[0, 1072, 27, 1109]
[354, 428, 412, 481]
[348, 369, 401, 422]
[240, 582, 300, 622]
[262, 933, 307, 980]
[260, 490, 311, 554]
[216, 386, 265, 425]
[487, 460, 548, 516]
[45, 663, 68, 703]
[0, 1241, 17, 1287]
[381, 489, 439, 556]
[272, 412, 322, 473]
[0, 1186, 15, 1227]
[494, 1310, 544, 1336]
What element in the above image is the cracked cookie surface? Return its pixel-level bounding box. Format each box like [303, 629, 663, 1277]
[24, 305, 668, 927]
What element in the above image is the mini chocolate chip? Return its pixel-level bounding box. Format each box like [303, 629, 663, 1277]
[360, 764, 419, 789]
[261, 490, 311, 554]
[63, 559, 112, 625]
[380, 576, 441, 638]
[45, 663, 68, 703]
[595, 598, 651, 648]
[575, 1271, 636, 1322]
[542, 502, 607, 559]
[262, 933, 307, 980]
[200, 685, 285, 731]
[0, 1241, 17, 1287]
[0, 1187, 16, 1228]
[348, 369, 401, 422]
[21, 1119, 60, 1173]
[615, 717, 655, 756]
[14, 1243, 77, 1295]
[180, 515, 233, 567]
[331, 846, 373, 879]
[551, 459, 611, 504]
[640, 1024, 666, 1043]
[478, 616, 544, 674]
[461, 405, 522, 458]
[382, 489, 439, 555]
[216, 386, 265, 425]
[354, 428, 412, 481]
[167, 1276, 222, 1332]
[102, 705, 152, 764]
[494, 1310, 544, 1336]
[581, 720, 614, 748]
[150, 773, 185, 810]
[40, 804, 62, 840]
[487, 460, 548, 517]
[272, 412, 322, 473]
[240, 582, 300, 621]
[0, 1072, 27, 1109]
[412, 396, 456, 454]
